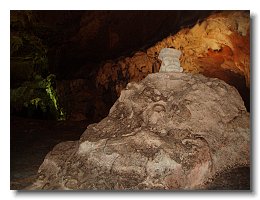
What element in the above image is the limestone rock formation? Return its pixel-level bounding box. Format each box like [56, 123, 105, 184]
[96, 11, 250, 101]
[158, 48, 183, 73]
[28, 73, 250, 190]
[148, 11, 250, 86]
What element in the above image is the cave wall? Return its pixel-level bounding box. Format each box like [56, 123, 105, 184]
[96, 11, 250, 112]
[11, 10, 216, 121]
[11, 10, 250, 121]
[43, 11, 216, 120]
[46, 10, 213, 79]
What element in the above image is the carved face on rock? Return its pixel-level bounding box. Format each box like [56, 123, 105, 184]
[30, 73, 249, 190]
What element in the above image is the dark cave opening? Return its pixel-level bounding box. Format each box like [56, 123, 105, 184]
[10, 10, 250, 190]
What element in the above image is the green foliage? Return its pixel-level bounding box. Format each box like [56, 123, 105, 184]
[11, 74, 66, 120]
[10, 36, 23, 55]
[11, 11, 48, 78]
[11, 33, 48, 76]
[10, 11, 35, 28]
[10, 11, 65, 120]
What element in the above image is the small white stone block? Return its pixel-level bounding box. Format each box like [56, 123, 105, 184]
[158, 48, 183, 73]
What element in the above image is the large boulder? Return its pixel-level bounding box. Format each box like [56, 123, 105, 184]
[28, 72, 250, 190]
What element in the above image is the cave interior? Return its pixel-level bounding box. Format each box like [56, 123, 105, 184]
[10, 10, 250, 190]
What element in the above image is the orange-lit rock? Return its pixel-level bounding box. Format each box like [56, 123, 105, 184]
[96, 11, 250, 106]
[96, 52, 159, 96]
[147, 11, 250, 86]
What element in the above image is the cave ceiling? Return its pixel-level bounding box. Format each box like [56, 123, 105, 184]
[28, 10, 215, 79]
[10, 10, 250, 120]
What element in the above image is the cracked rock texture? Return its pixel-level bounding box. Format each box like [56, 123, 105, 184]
[28, 72, 249, 190]
[96, 11, 249, 98]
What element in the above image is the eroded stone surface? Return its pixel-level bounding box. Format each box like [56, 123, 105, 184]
[28, 73, 250, 190]
[158, 48, 183, 73]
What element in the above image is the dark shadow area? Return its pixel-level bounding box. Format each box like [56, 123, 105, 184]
[10, 116, 90, 189]
[207, 167, 250, 190]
